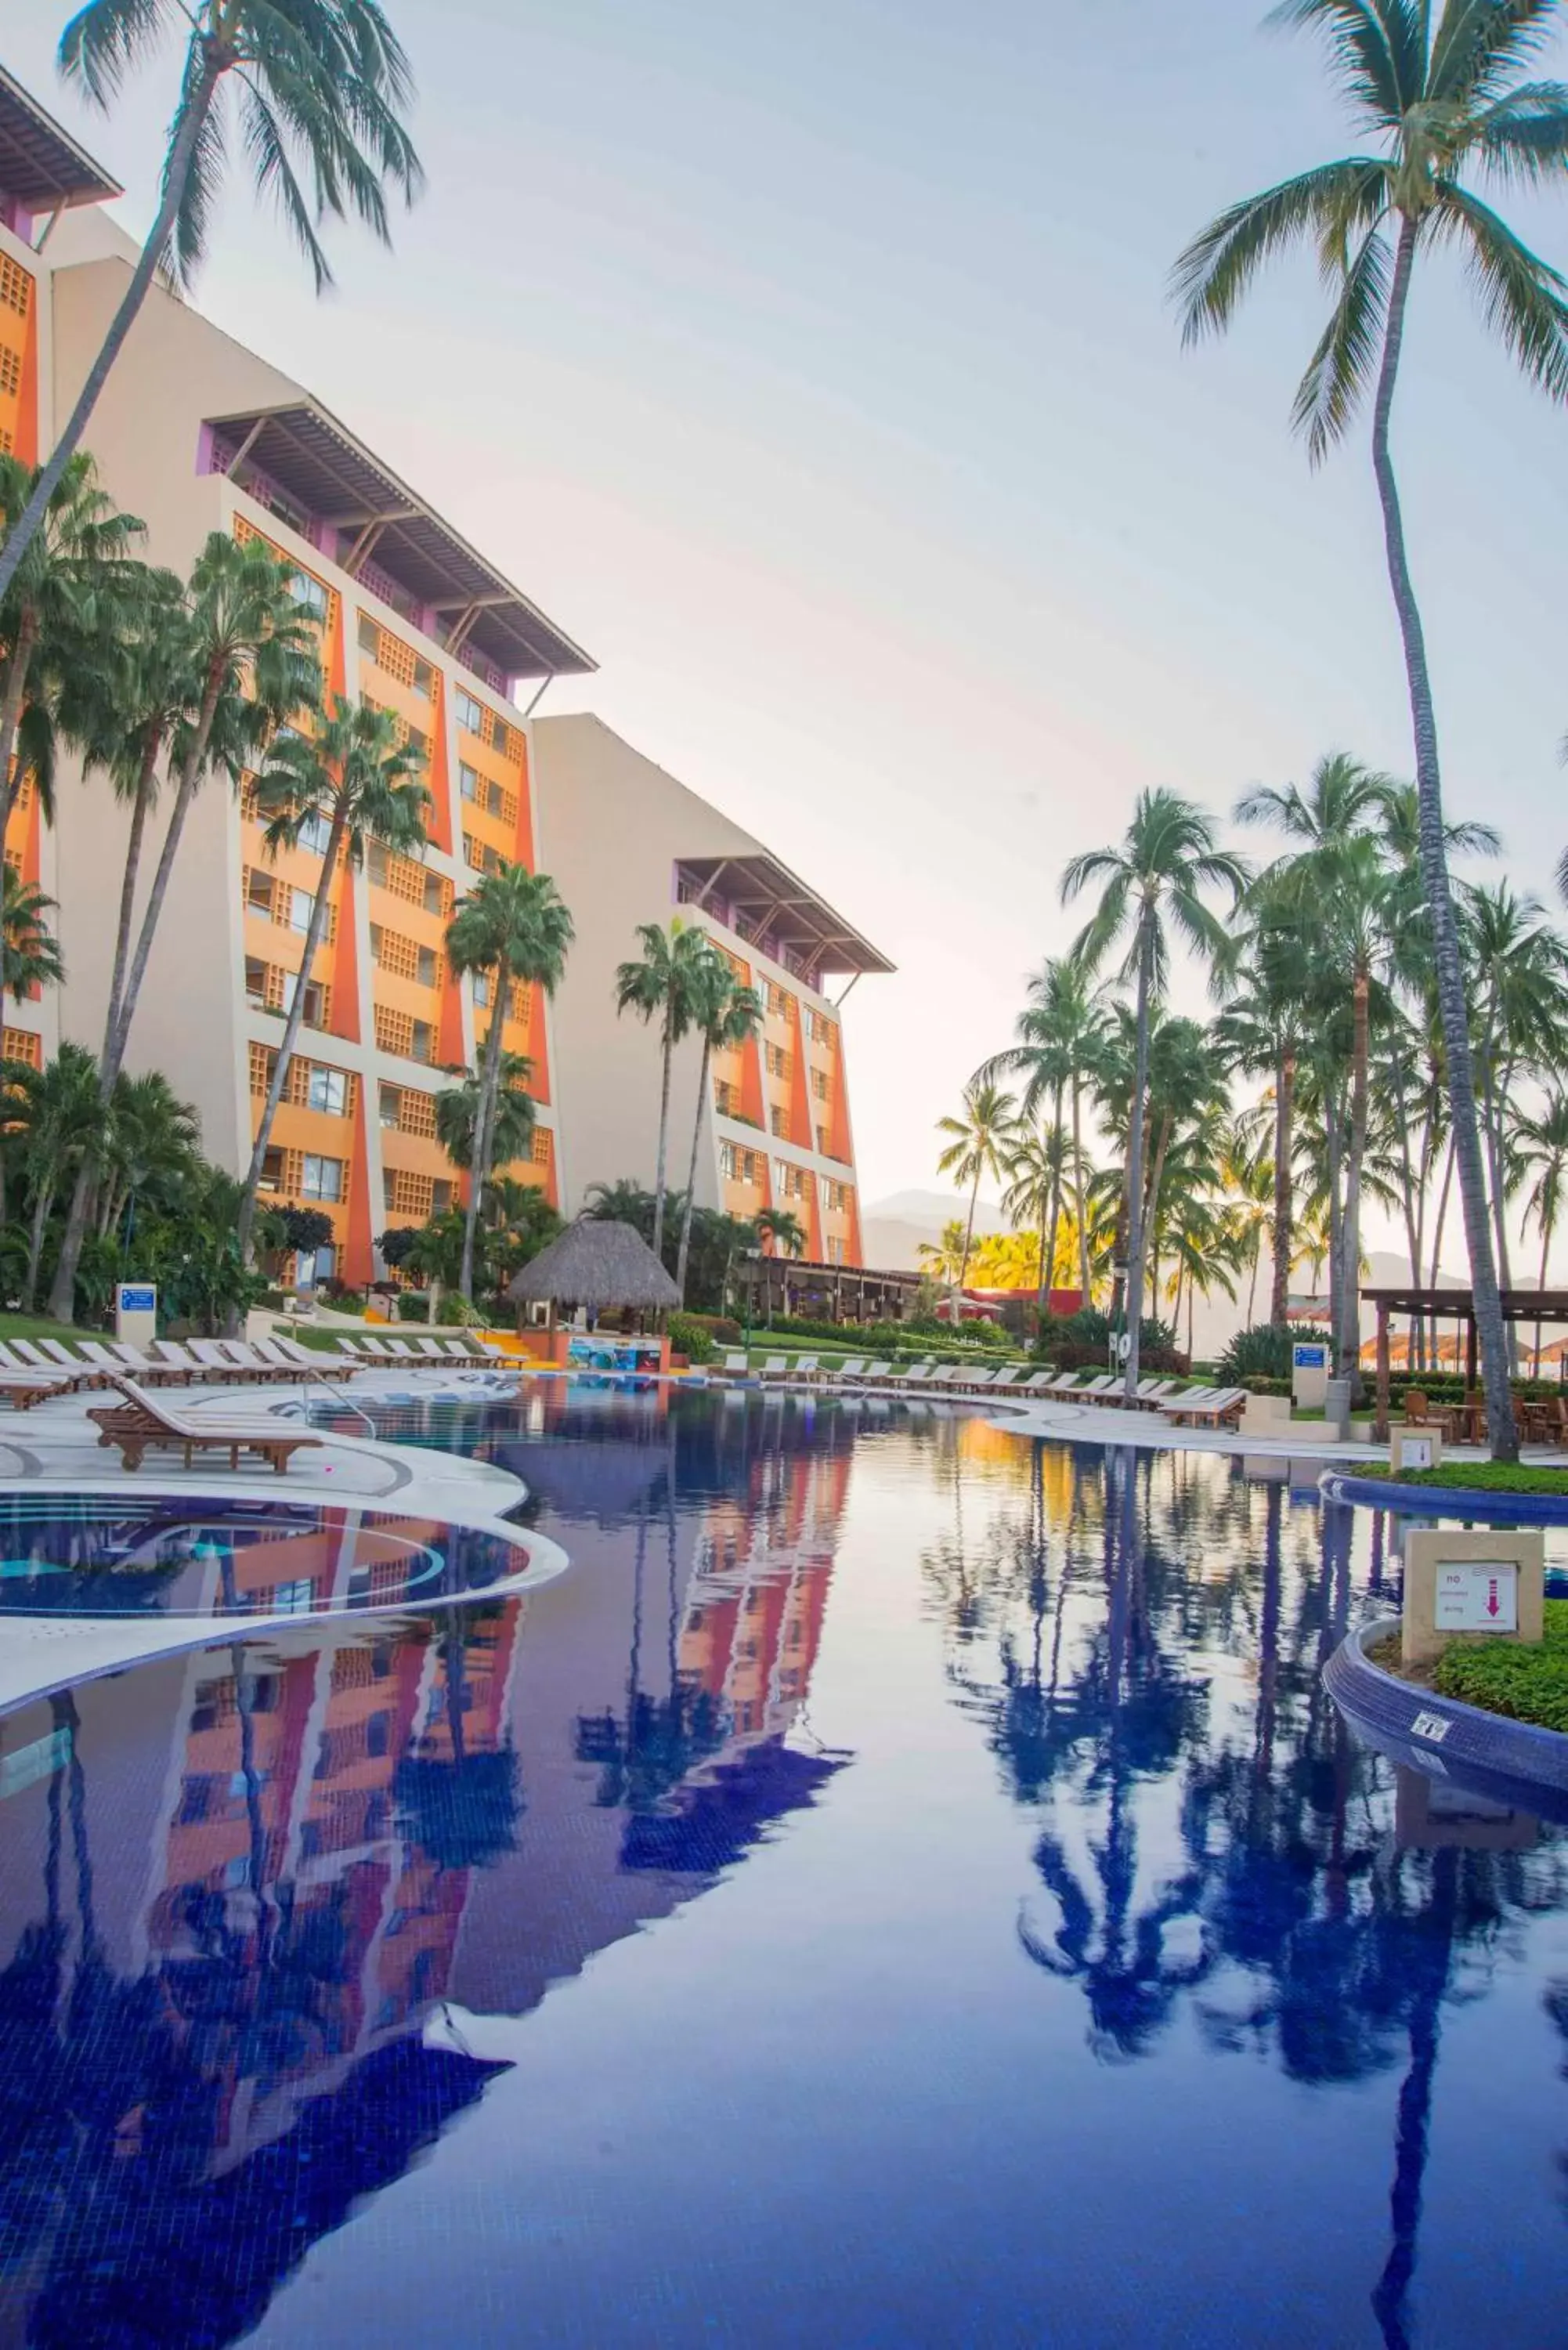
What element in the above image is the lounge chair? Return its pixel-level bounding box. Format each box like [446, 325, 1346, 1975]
[988, 1366, 1025, 1395]
[0, 1370, 78, 1410]
[252, 1336, 357, 1383]
[829, 1358, 867, 1386]
[710, 1351, 750, 1384]
[1017, 1370, 1056, 1396]
[851, 1360, 894, 1386]
[36, 1338, 115, 1384]
[1071, 1373, 1119, 1401]
[886, 1360, 935, 1389]
[439, 1338, 488, 1362]
[6, 1338, 107, 1390]
[78, 1339, 189, 1389]
[1166, 1386, 1247, 1428]
[952, 1365, 998, 1393]
[186, 1340, 280, 1383]
[1129, 1377, 1179, 1411]
[757, 1355, 789, 1383]
[151, 1340, 225, 1380]
[788, 1356, 823, 1386]
[927, 1365, 964, 1390]
[87, 1376, 324, 1473]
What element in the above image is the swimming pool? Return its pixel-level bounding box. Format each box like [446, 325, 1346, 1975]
[0, 1492, 532, 1616]
[0, 1385, 1563, 2346]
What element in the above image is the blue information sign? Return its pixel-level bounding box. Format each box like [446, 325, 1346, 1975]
[117, 1285, 156, 1314]
[1292, 1343, 1328, 1369]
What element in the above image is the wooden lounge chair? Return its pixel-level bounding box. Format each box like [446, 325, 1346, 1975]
[439, 1338, 489, 1362]
[252, 1336, 357, 1383]
[1167, 1386, 1247, 1428]
[0, 1370, 78, 1410]
[788, 1356, 823, 1386]
[886, 1361, 935, 1389]
[87, 1376, 323, 1473]
[1017, 1370, 1056, 1395]
[35, 1339, 116, 1386]
[187, 1340, 280, 1383]
[851, 1360, 894, 1386]
[711, 1351, 750, 1384]
[829, 1358, 867, 1385]
[988, 1366, 1025, 1394]
[927, 1365, 963, 1390]
[151, 1340, 223, 1381]
[759, 1355, 790, 1383]
[77, 1339, 188, 1389]
[6, 1338, 106, 1390]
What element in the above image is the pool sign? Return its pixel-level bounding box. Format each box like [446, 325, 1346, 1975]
[1435, 1562, 1518, 1632]
[1292, 1340, 1330, 1412]
[1292, 1343, 1328, 1369]
[116, 1282, 157, 1347]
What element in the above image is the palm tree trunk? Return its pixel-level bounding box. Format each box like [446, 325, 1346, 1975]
[1270, 1044, 1295, 1325]
[1340, 971, 1371, 1400]
[959, 1164, 981, 1289]
[236, 809, 345, 1267]
[651, 1018, 675, 1262]
[45, 741, 165, 1321]
[1247, 1244, 1259, 1325]
[1042, 1173, 1063, 1330]
[0, 53, 224, 606]
[110, 660, 226, 1078]
[1324, 1085, 1344, 1371]
[675, 1032, 714, 1303]
[0, 619, 38, 832]
[460, 953, 511, 1303]
[1372, 212, 1515, 1459]
[1071, 1072, 1091, 1302]
[23, 1173, 53, 1312]
[1120, 916, 1154, 1401]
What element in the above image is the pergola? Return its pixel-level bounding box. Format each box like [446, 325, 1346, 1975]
[738, 1255, 920, 1329]
[1365, 1286, 1568, 1440]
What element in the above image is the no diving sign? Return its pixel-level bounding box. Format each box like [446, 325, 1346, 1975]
[1435, 1562, 1518, 1633]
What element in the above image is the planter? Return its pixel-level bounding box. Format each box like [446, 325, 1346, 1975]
[1324, 1470, 1568, 1527]
[1325, 1614, 1568, 1820]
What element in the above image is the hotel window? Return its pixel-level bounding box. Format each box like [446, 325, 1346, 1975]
[718, 1141, 737, 1180]
[379, 1083, 402, 1128]
[246, 870, 276, 916]
[460, 762, 479, 801]
[300, 1155, 343, 1202]
[432, 1178, 453, 1213]
[472, 971, 491, 1007]
[296, 812, 332, 856]
[290, 888, 316, 935]
[771, 1108, 789, 1138]
[714, 1079, 736, 1116]
[259, 1147, 287, 1193]
[291, 570, 329, 621]
[807, 1010, 836, 1048]
[410, 1020, 434, 1064]
[764, 1043, 791, 1082]
[531, 1129, 552, 1166]
[811, 1068, 829, 1101]
[416, 945, 438, 988]
[455, 687, 483, 734]
[282, 973, 328, 1029]
[412, 657, 434, 700]
[358, 613, 381, 660]
[307, 1066, 347, 1116]
[424, 873, 446, 916]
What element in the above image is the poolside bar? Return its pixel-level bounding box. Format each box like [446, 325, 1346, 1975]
[1364, 1286, 1568, 1442]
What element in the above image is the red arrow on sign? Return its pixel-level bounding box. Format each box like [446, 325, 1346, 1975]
[1488, 1578, 1501, 1618]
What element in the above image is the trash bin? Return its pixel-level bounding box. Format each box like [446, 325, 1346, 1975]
[1324, 1376, 1351, 1441]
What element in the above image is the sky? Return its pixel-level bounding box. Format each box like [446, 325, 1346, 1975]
[9, 0, 1568, 1252]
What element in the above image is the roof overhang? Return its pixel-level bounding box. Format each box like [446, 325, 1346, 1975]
[677, 853, 893, 980]
[0, 67, 121, 214]
[204, 400, 596, 682]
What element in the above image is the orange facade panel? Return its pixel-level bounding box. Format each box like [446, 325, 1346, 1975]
[0, 251, 37, 465]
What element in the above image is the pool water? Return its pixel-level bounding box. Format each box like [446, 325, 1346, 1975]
[0, 1493, 529, 1615]
[0, 1386, 1564, 2347]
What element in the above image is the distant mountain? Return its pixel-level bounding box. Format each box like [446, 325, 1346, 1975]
[861, 1189, 1004, 1274]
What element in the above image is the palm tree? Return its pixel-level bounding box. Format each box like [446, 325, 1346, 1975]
[755, 1204, 806, 1259]
[434, 1052, 537, 1177]
[19, 1044, 100, 1311]
[918, 1217, 971, 1289]
[677, 961, 763, 1303]
[0, 870, 63, 1002]
[1217, 1116, 1274, 1326]
[237, 696, 430, 1262]
[446, 865, 574, 1302]
[0, 1, 424, 606]
[1063, 790, 1248, 1399]
[98, 1069, 200, 1244]
[1173, 1, 1568, 1459]
[937, 1079, 1017, 1294]
[980, 956, 1110, 1301]
[612, 918, 718, 1264]
[1463, 883, 1568, 1323]
[1516, 1091, 1568, 1368]
[1003, 1121, 1073, 1311]
[0, 450, 143, 833]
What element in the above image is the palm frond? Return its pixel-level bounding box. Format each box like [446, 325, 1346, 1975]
[1291, 216, 1394, 457]
[1429, 0, 1559, 107]
[57, 0, 175, 107]
[1173, 159, 1391, 342]
[1470, 79, 1568, 186]
[238, 71, 334, 290]
[1264, 0, 1421, 125]
[168, 52, 230, 291]
[1436, 179, 1568, 399]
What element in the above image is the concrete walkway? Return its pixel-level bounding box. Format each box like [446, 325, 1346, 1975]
[986, 1391, 1568, 1471]
[0, 1365, 568, 1716]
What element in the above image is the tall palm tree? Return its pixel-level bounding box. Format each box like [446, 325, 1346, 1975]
[612, 917, 718, 1264]
[677, 960, 763, 1303]
[1214, 902, 1313, 1325]
[434, 1052, 537, 1177]
[1003, 1121, 1073, 1312]
[1217, 1116, 1274, 1326]
[0, 1, 424, 605]
[446, 865, 574, 1302]
[19, 1044, 100, 1311]
[237, 696, 430, 1262]
[46, 533, 316, 1320]
[936, 1079, 1017, 1293]
[0, 870, 64, 1002]
[980, 956, 1110, 1300]
[1063, 789, 1248, 1398]
[1463, 882, 1568, 1320]
[0, 450, 143, 833]
[754, 1204, 806, 1259]
[1516, 1090, 1568, 1368]
[1174, 0, 1568, 1459]
[98, 1068, 200, 1243]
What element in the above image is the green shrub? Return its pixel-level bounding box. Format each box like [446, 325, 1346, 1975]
[1216, 1322, 1331, 1384]
[668, 1312, 717, 1364]
[1353, 1460, 1568, 1496]
[682, 1312, 742, 1344]
[1434, 1599, 1568, 1730]
[396, 1292, 432, 1324]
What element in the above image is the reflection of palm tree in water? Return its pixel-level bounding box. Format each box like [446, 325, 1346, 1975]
[576, 1484, 725, 1813]
[1018, 1451, 1212, 2060]
[393, 1607, 522, 1875]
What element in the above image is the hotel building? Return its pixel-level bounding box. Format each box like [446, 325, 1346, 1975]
[0, 64, 889, 1283]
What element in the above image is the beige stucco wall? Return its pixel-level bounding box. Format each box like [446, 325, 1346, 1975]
[529, 715, 768, 1217]
[45, 255, 306, 1167]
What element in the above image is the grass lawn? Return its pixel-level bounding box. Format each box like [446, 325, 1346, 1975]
[0, 1311, 107, 1344]
[1433, 1599, 1568, 1732]
[1352, 1460, 1568, 1497]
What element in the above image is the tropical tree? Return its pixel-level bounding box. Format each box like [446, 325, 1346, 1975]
[434, 1052, 537, 1177]
[96, 1068, 200, 1244]
[47, 531, 318, 1319]
[0, 870, 64, 1003]
[18, 1044, 100, 1310]
[1462, 882, 1568, 1323]
[937, 1079, 1017, 1296]
[676, 960, 762, 1303]
[1217, 1116, 1274, 1327]
[0, 450, 143, 836]
[446, 865, 574, 1303]
[1003, 1121, 1074, 1311]
[1173, 0, 1568, 1457]
[979, 956, 1110, 1301]
[612, 918, 720, 1264]
[0, 0, 424, 604]
[1062, 790, 1248, 1398]
[755, 1205, 806, 1259]
[1516, 1090, 1568, 1368]
[237, 696, 429, 1262]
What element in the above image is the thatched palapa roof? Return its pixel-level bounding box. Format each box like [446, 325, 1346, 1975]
[507, 1218, 681, 1313]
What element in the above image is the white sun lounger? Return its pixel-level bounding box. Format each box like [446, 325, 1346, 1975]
[829, 1358, 867, 1385]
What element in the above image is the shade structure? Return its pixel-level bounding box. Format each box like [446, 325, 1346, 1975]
[507, 1219, 680, 1315]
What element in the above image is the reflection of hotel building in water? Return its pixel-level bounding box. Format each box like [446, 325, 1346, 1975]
[0, 69, 891, 1283]
[0, 1419, 853, 2335]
